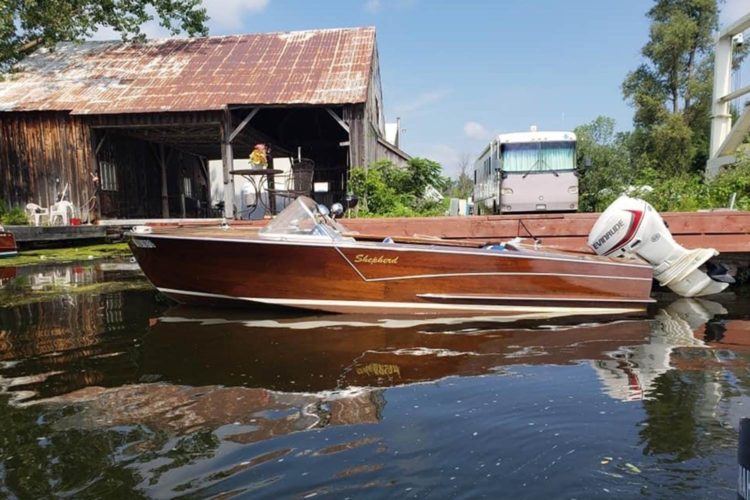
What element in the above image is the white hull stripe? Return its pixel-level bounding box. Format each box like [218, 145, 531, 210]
[0, 251, 17, 257]
[333, 244, 652, 283]
[418, 293, 654, 304]
[156, 287, 644, 315]
[132, 232, 651, 269]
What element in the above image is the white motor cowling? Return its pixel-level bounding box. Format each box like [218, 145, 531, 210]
[587, 195, 729, 297]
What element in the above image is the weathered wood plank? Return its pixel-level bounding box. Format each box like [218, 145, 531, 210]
[7, 225, 106, 243]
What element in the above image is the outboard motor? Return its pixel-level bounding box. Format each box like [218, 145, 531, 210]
[587, 195, 730, 297]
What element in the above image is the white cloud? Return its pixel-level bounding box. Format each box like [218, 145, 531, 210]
[418, 144, 463, 176]
[204, 0, 269, 33]
[463, 121, 490, 140]
[364, 0, 382, 13]
[392, 89, 451, 116]
[89, 0, 270, 40]
[89, 4, 172, 40]
[365, 0, 417, 14]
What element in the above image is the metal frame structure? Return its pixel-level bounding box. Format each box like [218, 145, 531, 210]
[708, 11, 750, 177]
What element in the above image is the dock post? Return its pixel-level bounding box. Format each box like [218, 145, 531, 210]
[739, 417, 750, 499]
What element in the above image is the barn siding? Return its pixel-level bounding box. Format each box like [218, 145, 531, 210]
[376, 139, 410, 168]
[0, 111, 209, 220]
[0, 112, 94, 216]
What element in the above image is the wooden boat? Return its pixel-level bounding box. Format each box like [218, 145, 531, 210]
[0, 227, 18, 258]
[128, 196, 654, 316]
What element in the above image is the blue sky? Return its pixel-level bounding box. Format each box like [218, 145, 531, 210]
[98, 0, 749, 176]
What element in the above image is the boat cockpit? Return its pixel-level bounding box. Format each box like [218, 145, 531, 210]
[259, 196, 354, 243]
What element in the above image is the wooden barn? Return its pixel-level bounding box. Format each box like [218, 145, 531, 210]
[0, 27, 409, 220]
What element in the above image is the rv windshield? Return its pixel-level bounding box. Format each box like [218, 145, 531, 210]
[502, 141, 576, 174]
[260, 196, 348, 240]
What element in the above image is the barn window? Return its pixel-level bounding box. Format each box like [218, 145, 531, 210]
[100, 161, 118, 192]
[183, 177, 193, 198]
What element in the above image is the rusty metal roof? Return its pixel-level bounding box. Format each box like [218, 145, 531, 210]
[0, 27, 376, 114]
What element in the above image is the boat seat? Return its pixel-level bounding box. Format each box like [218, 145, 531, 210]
[484, 244, 507, 251]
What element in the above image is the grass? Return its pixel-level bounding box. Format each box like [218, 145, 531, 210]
[0, 243, 132, 267]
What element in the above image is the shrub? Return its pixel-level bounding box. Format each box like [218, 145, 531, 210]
[704, 154, 750, 210]
[1, 206, 28, 225]
[348, 158, 449, 217]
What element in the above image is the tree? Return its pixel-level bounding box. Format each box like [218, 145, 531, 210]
[0, 0, 208, 69]
[575, 116, 633, 212]
[448, 152, 474, 199]
[622, 0, 748, 175]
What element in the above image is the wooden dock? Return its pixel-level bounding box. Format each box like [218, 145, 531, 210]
[6, 210, 750, 255]
[343, 210, 750, 255]
[8, 225, 107, 247]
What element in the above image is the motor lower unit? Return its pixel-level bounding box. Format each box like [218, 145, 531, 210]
[587, 196, 730, 297]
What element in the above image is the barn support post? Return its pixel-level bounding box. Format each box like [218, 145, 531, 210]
[221, 108, 235, 219]
[159, 143, 170, 218]
[343, 105, 366, 210]
[343, 106, 360, 169]
[90, 129, 105, 222]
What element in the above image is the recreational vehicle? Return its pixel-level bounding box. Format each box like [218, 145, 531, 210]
[473, 129, 578, 214]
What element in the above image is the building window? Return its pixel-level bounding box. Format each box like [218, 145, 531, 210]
[100, 161, 118, 192]
[183, 177, 193, 198]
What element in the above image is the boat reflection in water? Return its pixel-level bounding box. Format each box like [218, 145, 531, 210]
[142, 308, 654, 392]
[5, 296, 737, 440]
[2, 277, 750, 497]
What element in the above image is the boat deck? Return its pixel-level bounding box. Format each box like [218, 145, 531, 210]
[137, 223, 650, 267]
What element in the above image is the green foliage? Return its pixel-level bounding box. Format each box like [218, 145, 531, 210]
[577, 115, 750, 211]
[621, 0, 741, 174]
[705, 153, 750, 210]
[448, 171, 474, 200]
[575, 116, 633, 212]
[0, 201, 28, 225]
[2, 207, 28, 225]
[1, 0, 208, 69]
[348, 158, 450, 217]
[637, 169, 708, 212]
[447, 153, 474, 199]
[576, 0, 750, 213]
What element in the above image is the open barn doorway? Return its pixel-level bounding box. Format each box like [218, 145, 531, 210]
[89, 107, 350, 220]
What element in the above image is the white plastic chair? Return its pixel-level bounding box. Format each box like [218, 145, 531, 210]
[49, 201, 74, 225]
[25, 203, 49, 226]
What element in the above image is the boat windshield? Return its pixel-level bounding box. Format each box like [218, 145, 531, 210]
[259, 196, 349, 241]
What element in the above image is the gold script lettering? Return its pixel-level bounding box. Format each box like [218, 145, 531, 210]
[354, 254, 399, 265]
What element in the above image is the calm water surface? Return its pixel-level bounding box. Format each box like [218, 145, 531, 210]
[1, 259, 750, 498]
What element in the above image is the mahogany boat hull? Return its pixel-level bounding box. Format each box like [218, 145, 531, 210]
[129, 229, 655, 316]
[0, 231, 18, 258]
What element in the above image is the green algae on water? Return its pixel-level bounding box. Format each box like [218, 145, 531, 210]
[0, 243, 132, 267]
